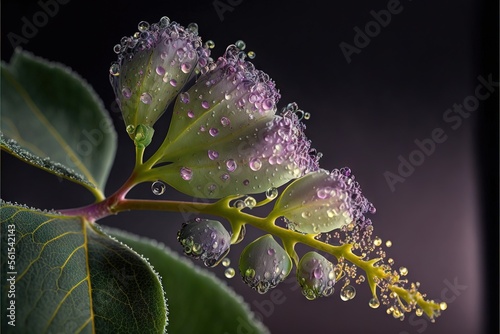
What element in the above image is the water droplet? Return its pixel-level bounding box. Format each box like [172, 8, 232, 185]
[126, 125, 135, 134]
[187, 22, 198, 33]
[180, 167, 193, 180]
[340, 285, 356, 301]
[226, 159, 237, 172]
[247, 51, 256, 59]
[266, 187, 278, 200]
[113, 44, 122, 54]
[206, 40, 215, 49]
[222, 258, 231, 267]
[373, 237, 382, 247]
[369, 297, 380, 309]
[398, 267, 408, 276]
[304, 112, 311, 120]
[439, 302, 447, 311]
[244, 196, 256, 208]
[180, 92, 190, 104]
[187, 110, 195, 118]
[249, 158, 262, 171]
[209, 128, 219, 137]
[138, 20, 150, 32]
[159, 16, 170, 27]
[109, 63, 120, 76]
[235, 40, 246, 50]
[415, 308, 424, 316]
[234, 200, 245, 209]
[245, 268, 255, 279]
[224, 267, 235, 278]
[156, 66, 165, 76]
[220, 173, 230, 182]
[202, 100, 210, 109]
[267, 248, 276, 256]
[220, 117, 231, 127]
[121, 87, 131, 99]
[208, 150, 219, 160]
[385, 240, 392, 247]
[140, 92, 152, 104]
[181, 62, 192, 73]
[243, 179, 250, 186]
[151, 181, 166, 195]
[169, 79, 177, 87]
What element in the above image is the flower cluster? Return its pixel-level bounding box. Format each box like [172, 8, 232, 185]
[110, 17, 446, 325]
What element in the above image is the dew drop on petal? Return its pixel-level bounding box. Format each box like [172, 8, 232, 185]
[180, 167, 193, 180]
[138, 20, 150, 32]
[180, 92, 190, 104]
[140, 92, 152, 104]
[169, 79, 177, 87]
[181, 63, 192, 73]
[209, 128, 219, 137]
[121, 87, 131, 99]
[226, 159, 237, 172]
[208, 150, 219, 160]
[220, 117, 231, 127]
[151, 181, 166, 195]
[156, 66, 165, 76]
[249, 158, 262, 171]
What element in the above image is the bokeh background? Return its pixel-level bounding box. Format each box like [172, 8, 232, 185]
[1, 0, 498, 333]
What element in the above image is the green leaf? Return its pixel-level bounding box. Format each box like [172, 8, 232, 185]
[107, 227, 269, 334]
[1, 49, 117, 199]
[1, 133, 97, 194]
[0, 202, 167, 334]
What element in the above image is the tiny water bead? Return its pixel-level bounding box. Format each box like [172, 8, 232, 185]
[224, 267, 235, 279]
[249, 158, 262, 171]
[399, 267, 408, 276]
[385, 240, 392, 247]
[220, 116, 231, 127]
[121, 87, 132, 99]
[109, 63, 120, 76]
[373, 237, 382, 246]
[180, 167, 193, 180]
[151, 181, 166, 195]
[233, 200, 246, 209]
[209, 128, 219, 137]
[205, 40, 215, 49]
[208, 150, 219, 160]
[244, 196, 257, 208]
[180, 92, 190, 104]
[155, 66, 166, 76]
[247, 51, 256, 59]
[340, 285, 356, 301]
[126, 124, 135, 134]
[137, 20, 150, 32]
[235, 40, 246, 50]
[369, 297, 380, 309]
[226, 159, 237, 172]
[265, 187, 278, 200]
[140, 92, 152, 104]
[222, 258, 231, 267]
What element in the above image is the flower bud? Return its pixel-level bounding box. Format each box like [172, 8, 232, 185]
[153, 45, 319, 198]
[239, 234, 292, 294]
[273, 168, 374, 234]
[177, 218, 230, 267]
[109, 17, 210, 138]
[297, 252, 336, 300]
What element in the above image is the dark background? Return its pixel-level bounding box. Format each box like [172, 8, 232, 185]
[1, 0, 498, 333]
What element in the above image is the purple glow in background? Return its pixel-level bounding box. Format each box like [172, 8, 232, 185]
[1, 1, 497, 333]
